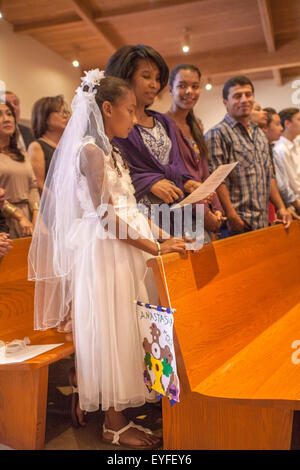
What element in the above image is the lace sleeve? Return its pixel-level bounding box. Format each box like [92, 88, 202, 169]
[79, 143, 108, 210]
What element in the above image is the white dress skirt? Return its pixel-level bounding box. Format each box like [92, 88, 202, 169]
[70, 139, 158, 412]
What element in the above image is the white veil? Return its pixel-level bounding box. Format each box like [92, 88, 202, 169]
[28, 69, 112, 330]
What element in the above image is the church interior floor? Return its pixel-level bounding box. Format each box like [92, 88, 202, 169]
[1, 355, 300, 450]
[45, 355, 163, 450]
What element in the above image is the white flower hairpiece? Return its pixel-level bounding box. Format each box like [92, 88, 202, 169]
[80, 68, 105, 91]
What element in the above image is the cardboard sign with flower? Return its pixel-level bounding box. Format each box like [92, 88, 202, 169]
[136, 301, 180, 405]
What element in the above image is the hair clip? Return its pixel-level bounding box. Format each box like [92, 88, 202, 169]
[80, 69, 106, 92]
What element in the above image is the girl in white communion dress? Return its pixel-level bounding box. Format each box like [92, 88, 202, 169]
[28, 70, 191, 449]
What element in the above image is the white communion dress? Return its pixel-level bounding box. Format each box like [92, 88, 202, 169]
[70, 137, 158, 412]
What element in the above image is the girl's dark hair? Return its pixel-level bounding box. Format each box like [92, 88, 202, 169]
[92, 76, 132, 171]
[93, 75, 132, 112]
[32, 95, 65, 138]
[169, 64, 207, 158]
[1, 101, 24, 162]
[105, 44, 169, 92]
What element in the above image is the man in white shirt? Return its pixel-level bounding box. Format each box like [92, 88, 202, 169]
[273, 108, 300, 198]
[264, 108, 300, 218]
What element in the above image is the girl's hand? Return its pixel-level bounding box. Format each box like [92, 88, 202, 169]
[159, 235, 197, 255]
[159, 237, 187, 254]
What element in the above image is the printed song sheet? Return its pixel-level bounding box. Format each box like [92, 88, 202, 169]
[172, 162, 238, 209]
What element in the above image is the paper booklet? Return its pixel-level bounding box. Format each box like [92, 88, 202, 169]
[172, 162, 238, 209]
[0, 343, 63, 365]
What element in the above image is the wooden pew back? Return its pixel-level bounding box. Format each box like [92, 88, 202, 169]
[0, 237, 74, 371]
[148, 222, 300, 391]
[0, 237, 74, 449]
[0, 237, 36, 341]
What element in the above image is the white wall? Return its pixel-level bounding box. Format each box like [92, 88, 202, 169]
[153, 76, 300, 133]
[0, 19, 81, 123]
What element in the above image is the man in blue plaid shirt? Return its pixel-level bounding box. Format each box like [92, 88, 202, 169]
[205, 76, 291, 237]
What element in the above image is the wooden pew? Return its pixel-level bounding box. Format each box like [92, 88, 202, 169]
[0, 237, 74, 450]
[147, 221, 300, 450]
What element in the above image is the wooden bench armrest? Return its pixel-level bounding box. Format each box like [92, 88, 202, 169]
[193, 302, 300, 408]
[0, 330, 74, 371]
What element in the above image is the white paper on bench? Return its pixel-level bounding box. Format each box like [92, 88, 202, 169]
[172, 162, 238, 209]
[0, 344, 63, 364]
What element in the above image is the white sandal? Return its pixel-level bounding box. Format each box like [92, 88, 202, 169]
[102, 420, 161, 449]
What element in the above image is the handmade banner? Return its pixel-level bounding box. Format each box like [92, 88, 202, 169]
[136, 301, 180, 405]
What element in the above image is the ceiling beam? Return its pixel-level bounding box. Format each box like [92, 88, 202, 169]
[94, 0, 208, 23]
[257, 0, 276, 52]
[13, 15, 80, 34]
[257, 0, 283, 86]
[67, 0, 122, 52]
[166, 39, 300, 80]
[13, 0, 208, 34]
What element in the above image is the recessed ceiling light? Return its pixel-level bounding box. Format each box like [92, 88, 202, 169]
[182, 28, 190, 54]
[205, 78, 212, 90]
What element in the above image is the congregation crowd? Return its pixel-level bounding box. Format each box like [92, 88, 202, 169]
[2, 44, 300, 449]
[1, 44, 300, 255]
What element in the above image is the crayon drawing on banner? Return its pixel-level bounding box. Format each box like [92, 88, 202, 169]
[136, 301, 180, 405]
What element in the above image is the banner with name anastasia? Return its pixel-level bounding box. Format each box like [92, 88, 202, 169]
[136, 301, 180, 405]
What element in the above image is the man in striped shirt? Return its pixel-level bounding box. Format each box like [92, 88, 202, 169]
[205, 75, 291, 236]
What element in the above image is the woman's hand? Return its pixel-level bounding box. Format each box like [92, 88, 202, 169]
[18, 215, 34, 236]
[203, 209, 227, 234]
[286, 206, 300, 221]
[183, 180, 216, 204]
[150, 179, 183, 204]
[227, 212, 248, 233]
[31, 210, 38, 229]
[0, 188, 6, 210]
[0, 233, 13, 257]
[183, 179, 201, 194]
[204, 211, 222, 233]
[214, 210, 227, 224]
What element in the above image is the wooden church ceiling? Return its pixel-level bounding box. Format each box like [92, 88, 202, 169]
[3, 0, 300, 86]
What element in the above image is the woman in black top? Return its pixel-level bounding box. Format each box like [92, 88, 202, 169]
[0, 188, 12, 256]
[28, 95, 70, 195]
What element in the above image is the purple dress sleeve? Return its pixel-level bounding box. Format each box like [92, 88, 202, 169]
[113, 110, 195, 201]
